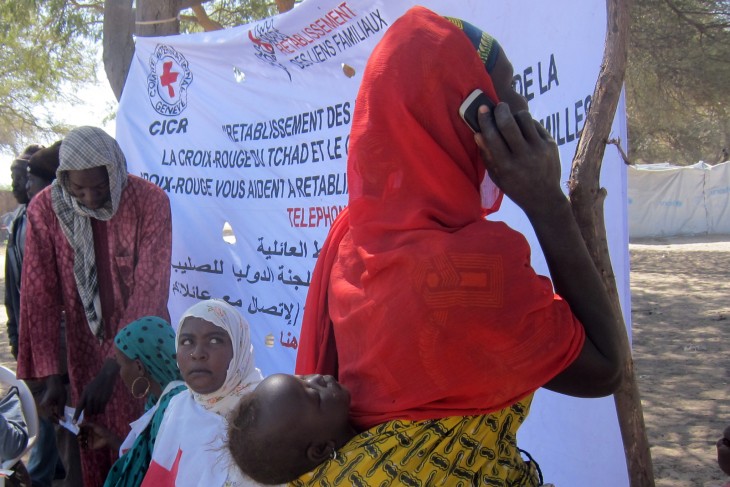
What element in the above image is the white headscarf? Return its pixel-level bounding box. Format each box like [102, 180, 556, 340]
[51, 126, 128, 339]
[176, 299, 263, 417]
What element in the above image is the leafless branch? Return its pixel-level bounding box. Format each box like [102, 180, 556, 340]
[607, 138, 632, 165]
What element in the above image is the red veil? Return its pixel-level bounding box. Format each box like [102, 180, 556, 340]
[296, 6, 584, 430]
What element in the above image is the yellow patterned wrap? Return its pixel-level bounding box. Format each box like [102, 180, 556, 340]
[291, 395, 539, 487]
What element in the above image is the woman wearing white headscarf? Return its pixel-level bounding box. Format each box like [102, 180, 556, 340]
[17, 126, 173, 486]
[141, 299, 267, 487]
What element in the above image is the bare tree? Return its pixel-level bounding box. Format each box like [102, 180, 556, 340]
[571, 0, 654, 485]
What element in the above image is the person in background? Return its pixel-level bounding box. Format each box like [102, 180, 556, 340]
[17, 126, 173, 487]
[4, 142, 69, 487]
[5, 144, 42, 359]
[79, 316, 186, 487]
[19, 140, 82, 487]
[26, 141, 62, 200]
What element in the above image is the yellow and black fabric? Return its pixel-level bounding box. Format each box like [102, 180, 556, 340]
[292, 396, 539, 487]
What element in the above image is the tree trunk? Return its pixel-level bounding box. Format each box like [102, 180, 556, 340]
[136, 0, 182, 38]
[569, 0, 655, 486]
[103, 0, 182, 101]
[103, 0, 135, 101]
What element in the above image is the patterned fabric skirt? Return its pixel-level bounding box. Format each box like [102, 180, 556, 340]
[292, 396, 539, 487]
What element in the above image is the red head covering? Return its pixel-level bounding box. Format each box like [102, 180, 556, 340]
[296, 6, 584, 430]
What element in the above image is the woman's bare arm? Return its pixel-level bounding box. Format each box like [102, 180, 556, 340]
[476, 103, 625, 396]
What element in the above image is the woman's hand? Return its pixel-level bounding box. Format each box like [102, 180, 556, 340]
[78, 422, 120, 451]
[475, 102, 565, 217]
[73, 358, 120, 422]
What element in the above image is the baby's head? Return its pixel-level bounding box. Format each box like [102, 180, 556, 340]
[228, 373, 354, 484]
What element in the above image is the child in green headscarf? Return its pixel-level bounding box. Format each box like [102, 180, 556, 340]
[79, 316, 186, 487]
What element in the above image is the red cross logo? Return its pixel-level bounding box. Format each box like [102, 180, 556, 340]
[160, 61, 180, 98]
[140, 448, 183, 486]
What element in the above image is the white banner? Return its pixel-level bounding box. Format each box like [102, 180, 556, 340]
[117, 1, 630, 485]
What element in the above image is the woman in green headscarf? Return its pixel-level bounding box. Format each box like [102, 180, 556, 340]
[79, 316, 186, 487]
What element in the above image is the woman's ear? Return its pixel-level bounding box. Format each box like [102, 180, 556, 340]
[134, 358, 146, 376]
[306, 440, 336, 463]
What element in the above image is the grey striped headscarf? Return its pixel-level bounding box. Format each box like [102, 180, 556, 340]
[52, 126, 128, 339]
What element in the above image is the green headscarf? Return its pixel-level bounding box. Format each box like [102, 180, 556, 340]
[114, 316, 182, 408]
[106, 316, 185, 487]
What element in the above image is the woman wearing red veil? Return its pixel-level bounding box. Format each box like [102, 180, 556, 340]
[230, 6, 624, 485]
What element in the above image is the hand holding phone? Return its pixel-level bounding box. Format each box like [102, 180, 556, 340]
[459, 89, 496, 133]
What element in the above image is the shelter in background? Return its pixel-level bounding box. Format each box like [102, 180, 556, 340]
[628, 161, 730, 238]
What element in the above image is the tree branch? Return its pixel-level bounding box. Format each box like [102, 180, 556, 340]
[570, 0, 655, 485]
[607, 138, 632, 165]
[190, 4, 223, 31]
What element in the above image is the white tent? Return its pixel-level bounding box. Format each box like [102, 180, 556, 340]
[628, 161, 730, 238]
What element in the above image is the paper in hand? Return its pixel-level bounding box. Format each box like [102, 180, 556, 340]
[59, 406, 83, 435]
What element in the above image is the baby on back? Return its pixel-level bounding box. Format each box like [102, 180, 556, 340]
[228, 374, 354, 484]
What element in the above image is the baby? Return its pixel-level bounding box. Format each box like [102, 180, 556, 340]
[228, 374, 355, 484]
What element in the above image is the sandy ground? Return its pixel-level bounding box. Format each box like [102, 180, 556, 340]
[0, 237, 727, 486]
[630, 235, 730, 487]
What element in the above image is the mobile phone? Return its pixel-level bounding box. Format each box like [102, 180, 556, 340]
[459, 89, 496, 133]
